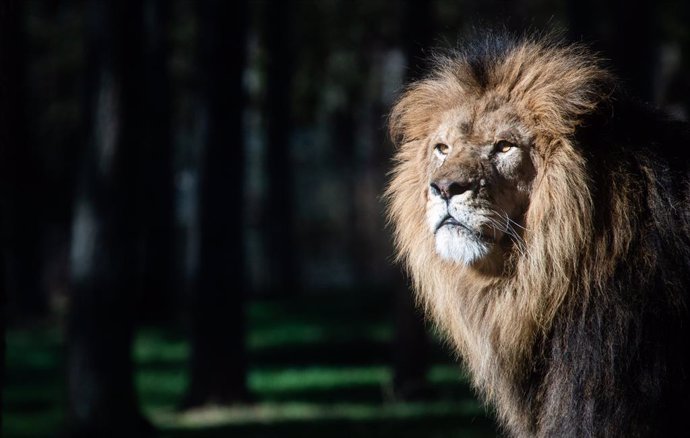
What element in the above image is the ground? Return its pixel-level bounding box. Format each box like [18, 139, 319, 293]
[3, 294, 497, 437]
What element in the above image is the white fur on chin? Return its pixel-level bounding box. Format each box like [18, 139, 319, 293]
[434, 226, 490, 265]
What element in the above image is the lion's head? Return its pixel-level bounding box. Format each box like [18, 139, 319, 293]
[388, 35, 613, 276]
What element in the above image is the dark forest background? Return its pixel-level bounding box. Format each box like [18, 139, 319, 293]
[1, 0, 689, 437]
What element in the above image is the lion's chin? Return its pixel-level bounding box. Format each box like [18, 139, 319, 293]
[434, 225, 492, 265]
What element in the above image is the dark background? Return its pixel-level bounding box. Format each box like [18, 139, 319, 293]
[1, 0, 689, 437]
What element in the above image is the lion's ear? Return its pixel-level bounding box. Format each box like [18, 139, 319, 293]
[519, 49, 616, 136]
[557, 68, 614, 131]
[389, 74, 462, 147]
[389, 85, 428, 147]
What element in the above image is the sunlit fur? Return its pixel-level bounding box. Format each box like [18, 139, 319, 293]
[385, 33, 690, 437]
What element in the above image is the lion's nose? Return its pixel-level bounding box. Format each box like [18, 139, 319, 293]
[430, 178, 474, 200]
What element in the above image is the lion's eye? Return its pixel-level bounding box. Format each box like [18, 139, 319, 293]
[495, 140, 515, 153]
[434, 143, 451, 156]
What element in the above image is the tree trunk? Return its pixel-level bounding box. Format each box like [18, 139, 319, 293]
[393, 274, 430, 399]
[66, 1, 153, 436]
[136, 0, 175, 323]
[1, 0, 47, 321]
[264, 0, 298, 295]
[182, 0, 250, 408]
[332, 107, 363, 281]
[0, 0, 23, 428]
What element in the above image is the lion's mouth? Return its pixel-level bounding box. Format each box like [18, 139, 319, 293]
[436, 216, 464, 232]
[435, 215, 494, 242]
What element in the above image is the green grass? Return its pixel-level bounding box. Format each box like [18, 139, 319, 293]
[3, 295, 497, 437]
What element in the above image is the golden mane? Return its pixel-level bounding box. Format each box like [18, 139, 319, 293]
[385, 34, 626, 433]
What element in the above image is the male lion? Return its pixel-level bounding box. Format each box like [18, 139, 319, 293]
[386, 33, 690, 437]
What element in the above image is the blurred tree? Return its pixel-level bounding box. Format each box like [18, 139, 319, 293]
[2, 0, 47, 320]
[66, 1, 153, 436]
[332, 106, 360, 275]
[264, 0, 298, 295]
[329, 1, 371, 287]
[182, 0, 250, 408]
[136, 0, 175, 322]
[0, 0, 23, 427]
[23, 2, 85, 324]
[392, 0, 431, 400]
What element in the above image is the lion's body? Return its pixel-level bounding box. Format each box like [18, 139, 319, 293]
[386, 34, 690, 437]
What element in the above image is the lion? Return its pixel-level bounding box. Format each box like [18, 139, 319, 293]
[385, 32, 690, 437]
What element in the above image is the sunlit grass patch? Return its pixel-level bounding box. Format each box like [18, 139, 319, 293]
[5, 328, 63, 370]
[251, 366, 391, 393]
[248, 297, 394, 349]
[3, 327, 65, 438]
[429, 364, 468, 383]
[150, 399, 485, 430]
[134, 329, 189, 364]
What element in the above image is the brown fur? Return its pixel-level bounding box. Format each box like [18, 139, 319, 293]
[385, 33, 690, 437]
